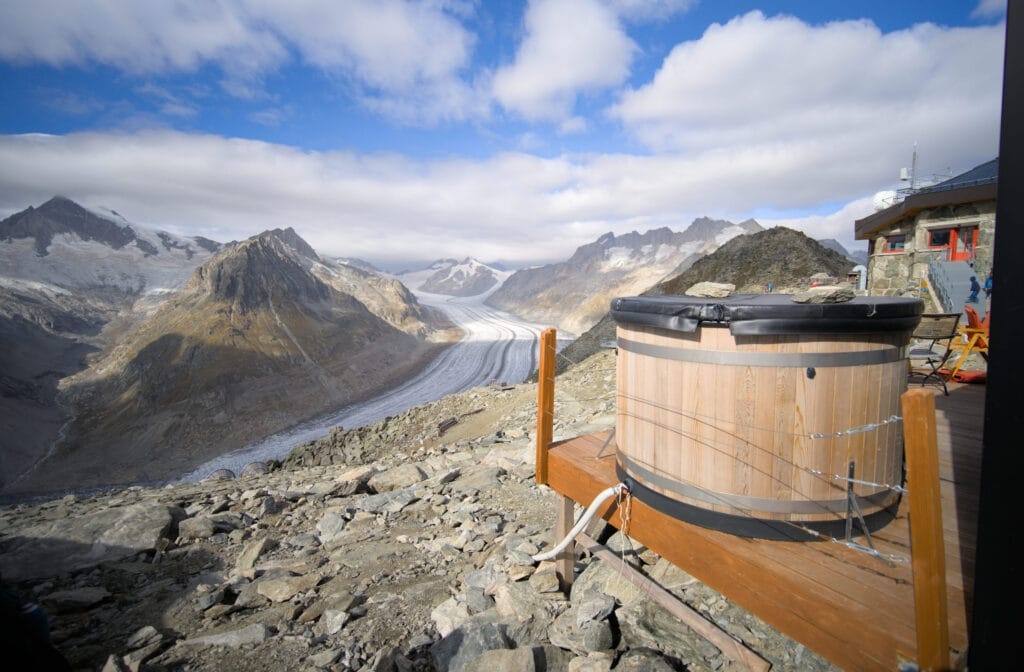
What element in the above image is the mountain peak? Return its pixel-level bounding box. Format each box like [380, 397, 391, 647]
[259, 227, 320, 262]
[417, 257, 501, 297]
[190, 232, 330, 312]
[655, 226, 853, 295]
[1, 195, 140, 256]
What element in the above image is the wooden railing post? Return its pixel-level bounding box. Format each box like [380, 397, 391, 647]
[535, 327, 556, 485]
[902, 388, 950, 671]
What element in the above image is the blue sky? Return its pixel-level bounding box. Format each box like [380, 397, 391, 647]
[0, 1, 1007, 268]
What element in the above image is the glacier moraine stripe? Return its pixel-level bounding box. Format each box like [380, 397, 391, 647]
[617, 454, 898, 515]
[616, 338, 906, 368]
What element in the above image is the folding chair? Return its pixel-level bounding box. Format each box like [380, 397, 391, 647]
[908, 313, 962, 395]
[947, 305, 990, 379]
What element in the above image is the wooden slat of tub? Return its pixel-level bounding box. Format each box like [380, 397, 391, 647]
[546, 380, 983, 672]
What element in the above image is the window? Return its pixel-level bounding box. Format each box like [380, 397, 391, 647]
[883, 235, 906, 253]
[928, 228, 953, 248]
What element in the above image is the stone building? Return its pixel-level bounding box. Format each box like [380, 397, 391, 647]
[853, 158, 997, 311]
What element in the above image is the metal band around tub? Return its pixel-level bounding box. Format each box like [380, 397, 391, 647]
[617, 453, 898, 516]
[614, 460, 901, 541]
[617, 337, 906, 368]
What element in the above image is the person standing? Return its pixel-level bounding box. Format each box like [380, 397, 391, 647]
[968, 276, 981, 303]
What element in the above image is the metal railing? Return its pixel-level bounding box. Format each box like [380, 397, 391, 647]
[928, 258, 956, 313]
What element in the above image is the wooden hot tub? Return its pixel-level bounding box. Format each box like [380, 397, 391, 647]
[611, 294, 923, 539]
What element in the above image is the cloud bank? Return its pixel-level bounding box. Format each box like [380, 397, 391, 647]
[0, 4, 1006, 267]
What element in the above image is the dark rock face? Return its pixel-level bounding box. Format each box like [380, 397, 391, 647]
[1, 196, 143, 256]
[0, 502, 178, 580]
[192, 236, 222, 253]
[655, 226, 852, 296]
[189, 234, 331, 313]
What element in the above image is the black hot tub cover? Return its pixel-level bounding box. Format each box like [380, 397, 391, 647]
[610, 294, 923, 336]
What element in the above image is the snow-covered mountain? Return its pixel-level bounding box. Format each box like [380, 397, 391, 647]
[486, 218, 762, 336]
[0, 196, 220, 297]
[13, 227, 448, 493]
[0, 198, 451, 495]
[397, 257, 512, 298]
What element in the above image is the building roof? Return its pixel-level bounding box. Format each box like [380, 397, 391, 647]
[915, 157, 999, 194]
[854, 158, 999, 240]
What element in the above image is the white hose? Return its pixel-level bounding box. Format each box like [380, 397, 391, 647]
[532, 483, 627, 562]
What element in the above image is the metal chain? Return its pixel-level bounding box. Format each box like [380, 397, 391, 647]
[808, 469, 909, 495]
[808, 415, 902, 440]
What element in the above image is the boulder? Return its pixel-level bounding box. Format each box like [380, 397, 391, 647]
[0, 503, 176, 580]
[432, 622, 511, 672]
[368, 463, 427, 492]
[180, 624, 268, 648]
[791, 286, 855, 303]
[685, 282, 735, 298]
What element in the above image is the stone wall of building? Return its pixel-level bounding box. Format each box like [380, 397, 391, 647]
[866, 199, 996, 304]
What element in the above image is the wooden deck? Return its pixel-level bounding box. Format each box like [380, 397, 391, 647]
[544, 380, 985, 671]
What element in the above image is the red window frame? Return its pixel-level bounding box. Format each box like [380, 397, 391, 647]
[928, 228, 953, 249]
[883, 235, 906, 253]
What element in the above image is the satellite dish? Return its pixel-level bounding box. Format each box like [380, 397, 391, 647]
[872, 190, 897, 211]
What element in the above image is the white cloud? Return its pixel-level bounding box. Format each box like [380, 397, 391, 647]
[610, 11, 1005, 169]
[609, 0, 697, 22]
[760, 197, 876, 253]
[972, 0, 1006, 19]
[0, 9, 1005, 266]
[492, 0, 637, 121]
[0, 1, 285, 74]
[0, 128, 997, 267]
[135, 83, 199, 118]
[0, 0, 483, 124]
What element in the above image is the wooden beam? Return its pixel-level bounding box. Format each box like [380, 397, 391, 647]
[577, 534, 771, 672]
[547, 434, 916, 671]
[555, 495, 575, 591]
[536, 327, 556, 485]
[902, 388, 950, 671]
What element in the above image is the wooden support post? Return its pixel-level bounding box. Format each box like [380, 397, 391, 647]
[555, 495, 576, 591]
[901, 388, 950, 671]
[577, 534, 770, 672]
[536, 327, 556, 485]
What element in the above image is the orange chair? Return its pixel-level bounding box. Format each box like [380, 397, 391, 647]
[947, 305, 990, 379]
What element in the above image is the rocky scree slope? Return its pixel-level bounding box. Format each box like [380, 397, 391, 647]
[555, 226, 855, 376]
[0, 350, 837, 672]
[13, 229, 445, 496]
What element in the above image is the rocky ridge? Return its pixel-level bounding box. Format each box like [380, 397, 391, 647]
[486, 219, 762, 337]
[0, 350, 837, 672]
[556, 227, 856, 376]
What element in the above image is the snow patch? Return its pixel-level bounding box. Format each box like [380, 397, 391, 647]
[602, 246, 635, 267]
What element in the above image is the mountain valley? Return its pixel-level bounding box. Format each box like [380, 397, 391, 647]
[2, 200, 864, 500]
[1, 200, 452, 496]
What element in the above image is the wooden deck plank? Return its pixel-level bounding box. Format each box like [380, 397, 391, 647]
[543, 382, 984, 671]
